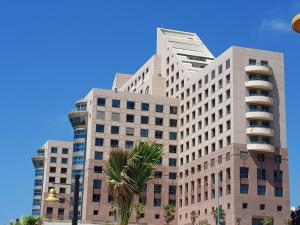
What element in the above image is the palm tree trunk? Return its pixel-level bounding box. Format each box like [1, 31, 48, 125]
[118, 196, 133, 225]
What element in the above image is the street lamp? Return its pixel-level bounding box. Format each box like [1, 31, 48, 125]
[292, 14, 300, 33]
[45, 174, 80, 225]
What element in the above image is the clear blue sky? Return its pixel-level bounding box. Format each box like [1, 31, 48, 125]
[0, 0, 299, 223]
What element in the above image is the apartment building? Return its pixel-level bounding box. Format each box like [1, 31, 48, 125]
[33, 28, 290, 225]
[32, 140, 73, 221]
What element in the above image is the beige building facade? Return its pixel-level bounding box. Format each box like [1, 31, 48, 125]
[33, 28, 290, 225]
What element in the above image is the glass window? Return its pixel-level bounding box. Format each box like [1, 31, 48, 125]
[73, 156, 84, 165]
[125, 141, 134, 148]
[73, 143, 85, 152]
[141, 103, 149, 111]
[169, 119, 177, 127]
[155, 117, 163, 126]
[95, 151, 103, 160]
[62, 148, 68, 154]
[169, 172, 177, 179]
[169, 145, 177, 153]
[34, 179, 43, 186]
[110, 139, 119, 147]
[94, 166, 103, 173]
[111, 126, 119, 134]
[169, 158, 177, 167]
[169, 132, 177, 140]
[35, 169, 44, 176]
[170, 106, 177, 114]
[49, 167, 56, 173]
[274, 155, 282, 164]
[126, 127, 134, 136]
[141, 116, 149, 124]
[226, 59, 230, 69]
[97, 98, 106, 106]
[154, 198, 161, 206]
[61, 168, 67, 174]
[126, 114, 134, 122]
[51, 147, 57, 153]
[240, 184, 249, 194]
[240, 167, 249, 179]
[274, 170, 282, 181]
[92, 194, 101, 202]
[96, 124, 104, 133]
[93, 180, 102, 189]
[95, 138, 104, 146]
[257, 185, 266, 195]
[61, 158, 68, 164]
[155, 130, 163, 139]
[112, 99, 120, 108]
[257, 153, 265, 162]
[257, 169, 266, 180]
[96, 111, 105, 120]
[140, 129, 149, 137]
[127, 101, 135, 109]
[154, 184, 162, 193]
[275, 187, 283, 197]
[218, 64, 223, 74]
[111, 112, 120, 121]
[156, 104, 164, 113]
[50, 157, 56, 163]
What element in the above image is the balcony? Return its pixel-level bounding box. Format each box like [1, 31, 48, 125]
[246, 110, 273, 121]
[32, 155, 45, 168]
[245, 80, 273, 90]
[68, 108, 88, 129]
[246, 127, 274, 137]
[245, 64, 273, 75]
[245, 95, 273, 105]
[247, 142, 274, 152]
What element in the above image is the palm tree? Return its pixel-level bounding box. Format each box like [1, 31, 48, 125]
[106, 142, 163, 225]
[283, 216, 292, 225]
[164, 204, 176, 225]
[20, 216, 43, 225]
[211, 207, 225, 224]
[134, 203, 145, 225]
[262, 216, 273, 225]
[190, 210, 198, 225]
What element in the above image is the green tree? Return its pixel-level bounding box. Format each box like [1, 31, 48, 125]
[106, 142, 163, 225]
[134, 203, 145, 225]
[190, 210, 198, 225]
[164, 204, 176, 225]
[291, 208, 300, 225]
[236, 217, 241, 225]
[283, 216, 292, 225]
[262, 216, 273, 225]
[20, 216, 43, 225]
[211, 207, 225, 224]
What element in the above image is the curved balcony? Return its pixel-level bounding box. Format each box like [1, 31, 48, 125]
[245, 80, 273, 90]
[68, 108, 88, 129]
[246, 127, 274, 137]
[246, 111, 273, 121]
[245, 64, 273, 75]
[32, 156, 45, 168]
[245, 95, 273, 105]
[247, 143, 274, 152]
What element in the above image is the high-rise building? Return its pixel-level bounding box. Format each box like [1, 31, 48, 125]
[32, 140, 73, 220]
[33, 28, 290, 225]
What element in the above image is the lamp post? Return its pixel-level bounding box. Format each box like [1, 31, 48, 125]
[45, 174, 80, 225]
[292, 14, 300, 33]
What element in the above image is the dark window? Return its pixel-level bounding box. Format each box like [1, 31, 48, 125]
[95, 138, 104, 146]
[93, 180, 102, 189]
[169, 145, 177, 153]
[59, 187, 66, 194]
[155, 214, 160, 219]
[156, 104, 164, 113]
[242, 203, 248, 209]
[126, 114, 134, 122]
[141, 103, 149, 111]
[277, 205, 282, 211]
[110, 139, 119, 147]
[93, 210, 98, 215]
[94, 166, 103, 173]
[257, 169, 266, 180]
[169, 158, 177, 167]
[61, 158, 68, 164]
[240, 184, 249, 194]
[61, 168, 67, 174]
[155, 130, 163, 139]
[62, 148, 68, 154]
[260, 204, 265, 210]
[257, 185, 266, 195]
[93, 194, 101, 202]
[49, 177, 55, 183]
[249, 59, 256, 65]
[96, 124, 104, 133]
[154, 171, 162, 178]
[95, 151, 103, 160]
[112, 99, 120, 108]
[169, 185, 176, 195]
[240, 167, 249, 179]
[169, 119, 177, 127]
[51, 147, 57, 153]
[275, 187, 283, 197]
[125, 141, 134, 148]
[169, 132, 177, 140]
[153, 198, 161, 206]
[141, 116, 149, 124]
[155, 117, 163, 126]
[46, 207, 53, 215]
[50, 167, 56, 173]
[169, 172, 177, 179]
[274, 155, 282, 164]
[111, 126, 119, 134]
[60, 178, 66, 184]
[226, 59, 230, 69]
[127, 101, 135, 109]
[97, 98, 106, 106]
[257, 153, 265, 162]
[140, 129, 149, 137]
[170, 106, 177, 114]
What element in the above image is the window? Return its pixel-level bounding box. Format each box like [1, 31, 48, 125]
[61, 158, 68, 164]
[155, 130, 163, 139]
[49, 177, 55, 183]
[218, 64, 223, 74]
[156, 104, 164, 113]
[155, 214, 160, 219]
[154, 171, 162, 178]
[110, 139, 119, 147]
[169, 119, 177, 127]
[73, 143, 85, 152]
[46, 207, 53, 215]
[96, 124, 104, 133]
[93, 180, 102, 189]
[242, 203, 248, 209]
[169, 172, 177, 179]
[275, 187, 283, 197]
[249, 59, 256, 65]
[73, 156, 84, 165]
[154, 198, 161, 206]
[257, 153, 265, 162]
[50, 157, 57, 163]
[169, 132, 177, 140]
[95, 138, 104, 146]
[61, 168, 67, 174]
[126, 127, 134, 136]
[155, 117, 163, 126]
[97, 98, 106, 106]
[96, 111, 105, 120]
[140, 129, 149, 137]
[50, 167, 56, 173]
[93, 210, 98, 215]
[274, 155, 282, 164]
[126, 114, 134, 123]
[240, 184, 249, 194]
[127, 101, 135, 109]
[169, 145, 177, 153]
[240, 167, 249, 179]
[257, 185, 266, 195]
[111, 112, 120, 121]
[274, 170, 282, 181]
[170, 106, 177, 114]
[74, 129, 86, 139]
[154, 184, 162, 193]
[62, 148, 68, 154]
[260, 204, 265, 210]
[277, 205, 282, 211]
[95, 151, 103, 160]
[169, 158, 177, 167]
[141, 103, 149, 111]
[112, 99, 120, 108]
[125, 141, 134, 148]
[93, 194, 101, 202]
[94, 166, 103, 173]
[141, 116, 149, 124]
[51, 147, 57, 153]
[226, 59, 230, 69]
[59, 187, 66, 194]
[60, 178, 66, 184]
[257, 169, 266, 180]
[169, 185, 176, 195]
[111, 126, 119, 134]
